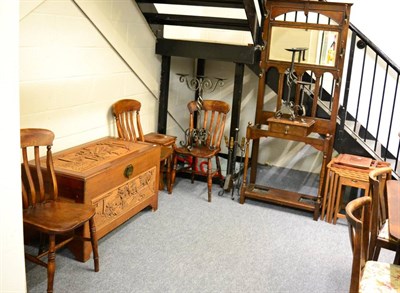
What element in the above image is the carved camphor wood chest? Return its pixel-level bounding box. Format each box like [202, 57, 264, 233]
[44, 137, 160, 261]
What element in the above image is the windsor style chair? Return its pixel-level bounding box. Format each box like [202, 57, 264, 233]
[368, 167, 398, 261]
[21, 128, 99, 293]
[112, 99, 176, 193]
[346, 196, 400, 292]
[171, 100, 230, 202]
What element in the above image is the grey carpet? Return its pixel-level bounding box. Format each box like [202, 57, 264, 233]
[25, 168, 395, 293]
[250, 164, 320, 196]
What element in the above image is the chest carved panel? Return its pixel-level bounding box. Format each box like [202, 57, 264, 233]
[93, 166, 156, 230]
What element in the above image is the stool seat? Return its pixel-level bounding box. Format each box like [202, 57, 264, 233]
[144, 132, 176, 146]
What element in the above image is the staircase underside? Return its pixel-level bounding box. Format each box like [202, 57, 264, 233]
[155, 39, 257, 63]
[135, 0, 263, 65]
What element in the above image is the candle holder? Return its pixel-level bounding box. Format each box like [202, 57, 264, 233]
[275, 47, 312, 121]
[177, 73, 225, 149]
[177, 74, 225, 110]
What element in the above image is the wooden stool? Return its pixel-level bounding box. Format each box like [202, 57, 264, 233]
[321, 154, 390, 224]
[332, 171, 369, 224]
[144, 132, 176, 194]
[320, 165, 338, 221]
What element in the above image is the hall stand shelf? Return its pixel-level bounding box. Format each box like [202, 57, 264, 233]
[239, 0, 352, 220]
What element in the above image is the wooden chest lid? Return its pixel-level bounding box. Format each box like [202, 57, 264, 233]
[49, 137, 157, 176]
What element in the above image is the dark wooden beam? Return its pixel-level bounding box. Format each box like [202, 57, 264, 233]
[158, 55, 171, 134]
[135, 2, 164, 38]
[230, 63, 244, 140]
[156, 39, 255, 64]
[135, 0, 244, 9]
[225, 62, 244, 181]
[143, 13, 249, 31]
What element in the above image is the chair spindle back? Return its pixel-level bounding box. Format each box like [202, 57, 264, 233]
[20, 128, 58, 209]
[368, 167, 392, 259]
[112, 99, 144, 142]
[345, 196, 372, 293]
[187, 100, 230, 150]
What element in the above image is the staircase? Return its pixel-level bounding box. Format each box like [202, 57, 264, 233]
[134, 0, 263, 66]
[134, 0, 400, 179]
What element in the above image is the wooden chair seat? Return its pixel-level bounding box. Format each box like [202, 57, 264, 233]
[24, 201, 96, 233]
[360, 261, 400, 292]
[144, 132, 176, 146]
[174, 145, 220, 159]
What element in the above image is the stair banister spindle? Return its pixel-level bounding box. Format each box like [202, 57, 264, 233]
[353, 40, 367, 134]
[374, 63, 389, 151]
[363, 53, 378, 142]
[384, 73, 399, 161]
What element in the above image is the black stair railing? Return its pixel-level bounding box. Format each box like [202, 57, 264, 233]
[339, 23, 400, 178]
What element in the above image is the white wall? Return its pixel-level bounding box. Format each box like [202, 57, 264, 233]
[16, 0, 161, 291]
[20, 0, 161, 152]
[338, 0, 400, 158]
[1, 2, 26, 292]
[349, 0, 400, 66]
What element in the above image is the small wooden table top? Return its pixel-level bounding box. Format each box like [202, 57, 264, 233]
[387, 179, 400, 264]
[144, 132, 176, 146]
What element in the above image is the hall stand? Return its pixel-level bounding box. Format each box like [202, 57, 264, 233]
[239, 0, 352, 220]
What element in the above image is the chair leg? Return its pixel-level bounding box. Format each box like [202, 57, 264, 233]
[369, 232, 378, 260]
[47, 234, 56, 293]
[215, 154, 223, 187]
[320, 169, 332, 221]
[89, 218, 100, 272]
[372, 244, 381, 261]
[207, 158, 212, 202]
[38, 232, 47, 255]
[191, 157, 196, 184]
[171, 152, 178, 187]
[159, 159, 165, 191]
[333, 181, 344, 225]
[327, 173, 338, 223]
[395, 244, 400, 265]
[166, 155, 172, 194]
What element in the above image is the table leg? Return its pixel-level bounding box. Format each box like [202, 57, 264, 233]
[394, 244, 400, 265]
